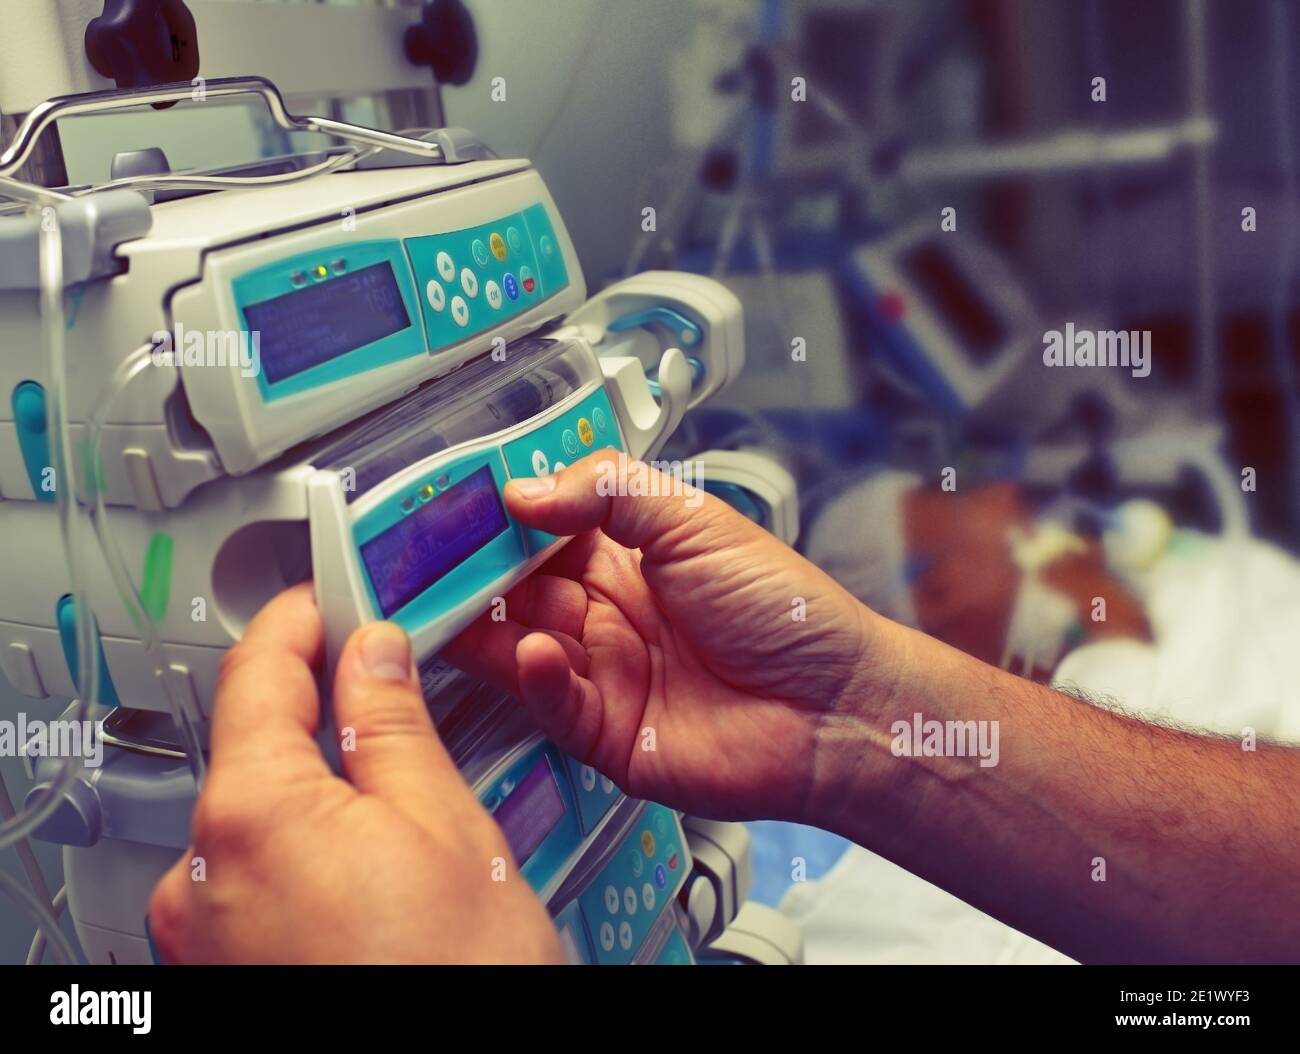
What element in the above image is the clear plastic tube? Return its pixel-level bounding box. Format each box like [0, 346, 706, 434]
[0, 203, 94, 967]
[86, 345, 207, 784]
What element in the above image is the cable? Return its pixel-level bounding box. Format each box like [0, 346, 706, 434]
[1268, 0, 1300, 537]
[25, 886, 67, 966]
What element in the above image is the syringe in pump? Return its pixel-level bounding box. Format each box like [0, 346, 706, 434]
[0, 272, 743, 718]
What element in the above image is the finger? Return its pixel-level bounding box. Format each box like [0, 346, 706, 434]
[505, 452, 740, 563]
[442, 614, 587, 698]
[505, 573, 589, 639]
[146, 853, 195, 965]
[332, 621, 469, 830]
[515, 633, 613, 772]
[209, 582, 331, 780]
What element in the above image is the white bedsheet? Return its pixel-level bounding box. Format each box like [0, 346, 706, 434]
[779, 529, 1300, 964]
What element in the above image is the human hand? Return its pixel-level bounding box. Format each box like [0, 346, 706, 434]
[148, 584, 563, 964]
[444, 452, 895, 825]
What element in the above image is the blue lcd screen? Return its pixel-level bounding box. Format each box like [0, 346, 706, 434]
[242, 262, 411, 385]
[359, 466, 508, 617]
[493, 757, 566, 866]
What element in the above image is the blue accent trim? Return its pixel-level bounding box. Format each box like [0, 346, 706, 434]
[232, 240, 425, 402]
[54, 594, 121, 707]
[838, 258, 969, 420]
[501, 386, 624, 555]
[352, 449, 525, 635]
[608, 306, 702, 348]
[703, 481, 769, 527]
[562, 754, 623, 834]
[576, 802, 687, 965]
[12, 381, 54, 502]
[405, 202, 569, 356]
[478, 740, 585, 894]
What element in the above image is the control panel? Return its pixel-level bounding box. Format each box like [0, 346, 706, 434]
[407, 203, 568, 349]
[574, 803, 689, 965]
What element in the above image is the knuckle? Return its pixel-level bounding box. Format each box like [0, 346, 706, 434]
[191, 781, 263, 854]
[348, 686, 434, 745]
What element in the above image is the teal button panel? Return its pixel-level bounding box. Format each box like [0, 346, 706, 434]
[12, 381, 53, 502]
[554, 900, 593, 964]
[232, 239, 425, 402]
[55, 594, 121, 708]
[352, 449, 525, 633]
[477, 740, 585, 894]
[577, 803, 688, 965]
[405, 202, 569, 357]
[654, 925, 695, 965]
[501, 385, 623, 554]
[563, 754, 622, 834]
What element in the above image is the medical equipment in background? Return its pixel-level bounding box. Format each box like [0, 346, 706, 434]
[0, 2, 800, 967]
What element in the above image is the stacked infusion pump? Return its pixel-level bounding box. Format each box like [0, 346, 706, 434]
[0, 81, 802, 966]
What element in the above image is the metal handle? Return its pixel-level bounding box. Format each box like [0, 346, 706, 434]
[0, 75, 444, 179]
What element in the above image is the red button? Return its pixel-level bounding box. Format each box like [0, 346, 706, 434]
[522, 277, 536, 294]
[878, 291, 906, 321]
[668, 852, 679, 871]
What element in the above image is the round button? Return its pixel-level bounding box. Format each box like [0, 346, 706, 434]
[425, 280, 445, 312]
[485, 280, 502, 309]
[552, 461, 566, 472]
[654, 863, 667, 888]
[599, 922, 615, 951]
[623, 887, 638, 915]
[579, 764, 596, 791]
[436, 251, 455, 281]
[618, 922, 634, 951]
[472, 239, 490, 267]
[460, 268, 478, 298]
[593, 407, 608, 434]
[654, 812, 668, 835]
[642, 882, 655, 910]
[450, 295, 469, 327]
[490, 232, 507, 261]
[629, 852, 644, 878]
[641, 830, 656, 857]
[519, 265, 536, 295]
[577, 417, 594, 447]
[603, 885, 619, 915]
[503, 273, 519, 300]
[530, 449, 550, 476]
[507, 226, 522, 252]
[599, 775, 615, 794]
[562, 429, 579, 459]
[539, 234, 554, 258]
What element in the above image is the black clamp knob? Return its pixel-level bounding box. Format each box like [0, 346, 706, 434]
[404, 0, 478, 87]
[85, 0, 200, 96]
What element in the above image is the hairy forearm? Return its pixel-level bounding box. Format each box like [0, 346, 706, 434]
[812, 613, 1300, 964]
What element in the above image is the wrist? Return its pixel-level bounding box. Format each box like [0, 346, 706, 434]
[801, 602, 914, 833]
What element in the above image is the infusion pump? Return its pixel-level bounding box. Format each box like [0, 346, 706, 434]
[0, 77, 793, 968]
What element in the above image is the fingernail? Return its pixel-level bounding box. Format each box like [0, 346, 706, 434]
[513, 475, 557, 499]
[360, 624, 413, 681]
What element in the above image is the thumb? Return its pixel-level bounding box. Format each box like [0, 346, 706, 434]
[332, 622, 464, 830]
[504, 450, 739, 561]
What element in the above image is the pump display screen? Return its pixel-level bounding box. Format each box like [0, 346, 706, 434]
[243, 262, 411, 384]
[493, 758, 566, 866]
[359, 466, 508, 616]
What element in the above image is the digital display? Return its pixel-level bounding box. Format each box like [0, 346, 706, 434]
[243, 262, 411, 385]
[359, 465, 508, 617]
[901, 243, 1007, 364]
[493, 757, 566, 866]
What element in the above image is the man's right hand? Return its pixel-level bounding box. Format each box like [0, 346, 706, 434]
[444, 452, 900, 825]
